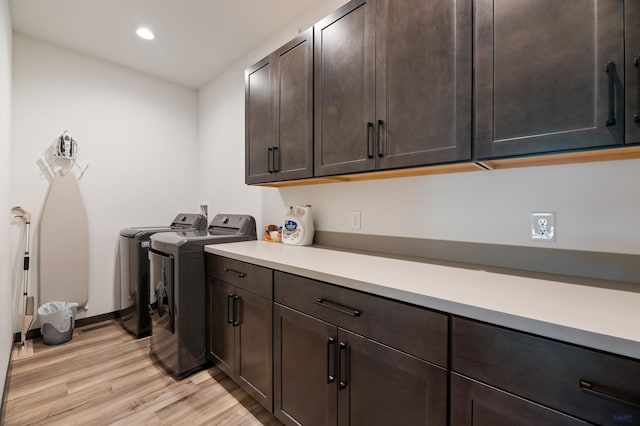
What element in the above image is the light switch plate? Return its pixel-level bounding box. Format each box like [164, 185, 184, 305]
[350, 211, 361, 230]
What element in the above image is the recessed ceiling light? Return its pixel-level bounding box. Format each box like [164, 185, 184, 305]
[136, 27, 155, 40]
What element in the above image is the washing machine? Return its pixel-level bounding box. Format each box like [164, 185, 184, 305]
[119, 213, 207, 338]
[148, 214, 257, 378]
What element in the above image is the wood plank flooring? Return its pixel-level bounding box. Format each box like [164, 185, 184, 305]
[2, 321, 283, 426]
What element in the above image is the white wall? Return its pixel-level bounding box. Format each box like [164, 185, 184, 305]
[0, 0, 12, 399]
[10, 34, 200, 322]
[199, 1, 640, 256]
[198, 0, 348, 228]
[279, 160, 640, 254]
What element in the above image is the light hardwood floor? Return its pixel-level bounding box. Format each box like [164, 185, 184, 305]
[2, 321, 282, 426]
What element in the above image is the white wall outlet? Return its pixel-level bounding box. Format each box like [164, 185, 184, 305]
[531, 212, 556, 241]
[350, 211, 361, 230]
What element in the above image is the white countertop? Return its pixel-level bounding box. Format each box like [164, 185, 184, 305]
[205, 241, 640, 360]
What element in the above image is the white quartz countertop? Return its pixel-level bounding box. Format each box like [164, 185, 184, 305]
[205, 241, 640, 360]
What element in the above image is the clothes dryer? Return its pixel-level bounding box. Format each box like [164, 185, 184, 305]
[148, 214, 257, 378]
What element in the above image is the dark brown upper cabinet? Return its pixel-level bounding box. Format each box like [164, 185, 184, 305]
[626, 0, 640, 145]
[375, 0, 471, 170]
[474, 0, 625, 160]
[245, 28, 313, 184]
[314, 0, 375, 176]
[245, 56, 274, 183]
[314, 0, 471, 177]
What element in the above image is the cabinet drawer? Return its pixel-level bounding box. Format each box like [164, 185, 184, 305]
[274, 271, 448, 367]
[206, 255, 272, 299]
[450, 373, 588, 425]
[452, 317, 640, 425]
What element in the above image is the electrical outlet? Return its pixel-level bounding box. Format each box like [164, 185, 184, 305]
[350, 211, 361, 230]
[531, 212, 556, 241]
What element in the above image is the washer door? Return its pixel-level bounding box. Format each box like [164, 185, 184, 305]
[149, 248, 174, 334]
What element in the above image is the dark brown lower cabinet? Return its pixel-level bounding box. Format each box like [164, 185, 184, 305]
[274, 304, 336, 425]
[209, 280, 235, 375]
[451, 317, 640, 426]
[450, 374, 589, 426]
[337, 328, 447, 425]
[274, 303, 447, 426]
[208, 278, 273, 411]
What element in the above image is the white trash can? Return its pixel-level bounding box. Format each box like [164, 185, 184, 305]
[37, 302, 78, 345]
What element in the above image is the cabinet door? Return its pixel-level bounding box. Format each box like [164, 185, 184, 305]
[273, 28, 314, 181]
[314, 0, 376, 176]
[208, 279, 235, 378]
[274, 304, 337, 426]
[626, 0, 640, 144]
[475, 0, 624, 159]
[450, 374, 589, 426]
[245, 56, 275, 184]
[375, 0, 471, 169]
[236, 286, 273, 411]
[337, 329, 447, 426]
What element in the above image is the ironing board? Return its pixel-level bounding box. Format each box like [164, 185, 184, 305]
[39, 170, 89, 308]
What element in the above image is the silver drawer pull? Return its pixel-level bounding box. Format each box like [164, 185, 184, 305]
[224, 267, 245, 278]
[580, 379, 640, 408]
[315, 298, 360, 317]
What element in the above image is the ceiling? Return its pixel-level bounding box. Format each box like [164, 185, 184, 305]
[10, 0, 327, 89]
